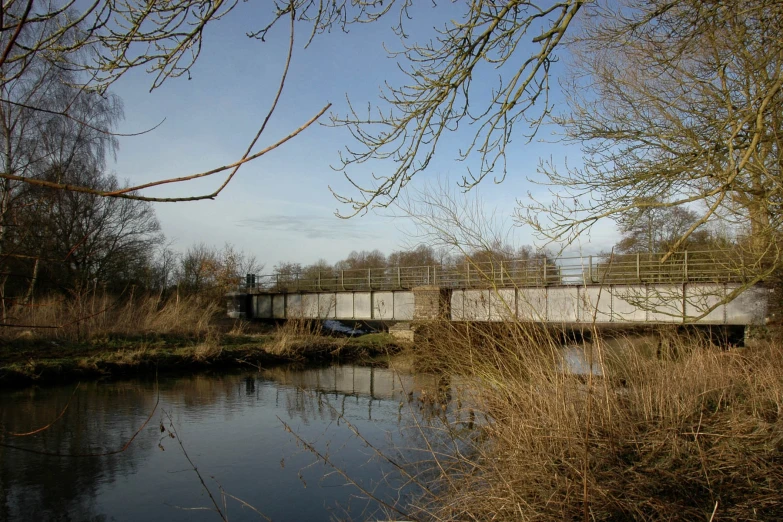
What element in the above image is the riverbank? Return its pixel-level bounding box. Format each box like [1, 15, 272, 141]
[0, 321, 403, 388]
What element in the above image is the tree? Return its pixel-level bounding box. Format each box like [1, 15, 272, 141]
[176, 243, 261, 298]
[0, 37, 137, 305]
[0, 0, 330, 202]
[335, 250, 387, 271]
[517, 0, 782, 281]
[20, 167, 163, 293]
[387, 245, 445, 268]
[268, 1, 781, 288]
[614, 205, 716, 255]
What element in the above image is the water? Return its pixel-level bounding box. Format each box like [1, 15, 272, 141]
[0, 365, 450, 522]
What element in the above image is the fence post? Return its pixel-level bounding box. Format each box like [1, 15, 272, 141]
[466, 264, 470, 287]
[276, 273, 280, 289]
[427, 266, 431, 285]
[318, 270, 321, 292]
[368, 268, 371, 289]
[500, 260, 504, 286]
[684, 250, 689, 281]
[397, 266, 401, 288]
[341, 270, 345, 291]
[296, 271, 299, 292]
[433, 265, 437, 286]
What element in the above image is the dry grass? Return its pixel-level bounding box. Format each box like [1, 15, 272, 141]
[192, 329, 224, 361]
[0, 293, 220, 341]
[406, 322, 783, 521]
[267, 317, 325, 357]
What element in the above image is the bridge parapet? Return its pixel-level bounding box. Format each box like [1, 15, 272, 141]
[238, 250, 756, 294]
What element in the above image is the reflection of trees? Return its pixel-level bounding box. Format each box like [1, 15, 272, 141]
[0, 383, 156, 520]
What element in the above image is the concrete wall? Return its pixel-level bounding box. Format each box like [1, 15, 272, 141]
[246, 283, 768, 325]
[250, 290, 415, 320]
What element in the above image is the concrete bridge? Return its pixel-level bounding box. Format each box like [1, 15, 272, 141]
[227, 250, 770, 328]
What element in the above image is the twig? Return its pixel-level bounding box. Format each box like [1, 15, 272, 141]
[163, 409, 227, 522]
[6, 383, 81, 436]
[0, 372, 159, 457]
[278, 416, 417, 522]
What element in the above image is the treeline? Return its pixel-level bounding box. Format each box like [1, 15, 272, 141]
[274, 244, 553, 274]
[268, 244, 556, 290]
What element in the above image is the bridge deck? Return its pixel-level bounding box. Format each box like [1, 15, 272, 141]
[232, 283, 767, 326]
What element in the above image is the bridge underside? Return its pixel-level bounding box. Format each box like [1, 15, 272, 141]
[230, 283, 768, 326]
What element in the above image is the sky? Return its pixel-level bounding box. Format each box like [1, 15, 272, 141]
[108, 2, 617, 272]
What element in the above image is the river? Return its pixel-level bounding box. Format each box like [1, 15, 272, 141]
[0, 365, 455, 522]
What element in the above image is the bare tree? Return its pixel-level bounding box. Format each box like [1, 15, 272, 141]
[0, 0, 330, 202]
[21, 167, 163, 293]
[614, 205, 719, 255]
[517, 0, 782, 280]
[175, 243, 261, 298]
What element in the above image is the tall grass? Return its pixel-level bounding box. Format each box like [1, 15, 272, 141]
[267, 317, 328, 357]
[1, 293, 220, 341]
[407, 322, 783, 521]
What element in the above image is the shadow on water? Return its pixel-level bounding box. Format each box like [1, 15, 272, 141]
[0, 365, 453, 522]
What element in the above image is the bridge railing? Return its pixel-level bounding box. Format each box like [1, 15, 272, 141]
[239, 250, 754, 293]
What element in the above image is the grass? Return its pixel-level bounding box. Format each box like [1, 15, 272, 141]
[1, 294, 219, 341]
[0, 294, 403, 388]
[400, 321, 783, 521]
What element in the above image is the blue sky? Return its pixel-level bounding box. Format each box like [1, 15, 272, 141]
[108, 3, 615, 270]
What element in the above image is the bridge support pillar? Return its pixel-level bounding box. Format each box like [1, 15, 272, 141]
[413, 286, 452, 321]
[226, 291, 249, 319]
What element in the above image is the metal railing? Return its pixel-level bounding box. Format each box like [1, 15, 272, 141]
[239, 250, 757, 293]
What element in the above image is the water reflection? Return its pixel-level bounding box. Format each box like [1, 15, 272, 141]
[0, 365, 453, 522]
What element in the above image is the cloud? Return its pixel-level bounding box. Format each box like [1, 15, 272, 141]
[236, 214, 376, 240]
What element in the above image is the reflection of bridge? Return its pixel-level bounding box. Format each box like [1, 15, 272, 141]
[228, 251, 769, 327]
[259, 365, 442, 401]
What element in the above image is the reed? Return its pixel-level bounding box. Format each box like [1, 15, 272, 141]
[267, 317, 325, 357]
[406, 321, 783, 521]
[0, 293, 220, 341]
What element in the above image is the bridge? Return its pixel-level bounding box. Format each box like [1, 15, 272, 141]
[227, 250, 769, 331]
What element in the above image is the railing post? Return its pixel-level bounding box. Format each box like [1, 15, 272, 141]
[341, 270, 345, 291]
[433, 265, 437, 286]
[636, 253, 641, 281]
[427, 266, 431, 285]
[397, 266, 401, 288]
[296, 271, 299, 292]
[588, 255, 593, 283]
[684, 250, 689, 281]
[318, 270, 321, 291]
[466, 264, 470, 287]
[367, 268, 371, 289]
[500, 260, 504, 286]
[276, 273, 280, 289]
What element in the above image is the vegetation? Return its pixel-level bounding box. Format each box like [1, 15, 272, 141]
[0, 296, 401, 387]
[399, 322, 783, 521]
[2, 0, 782, 519]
